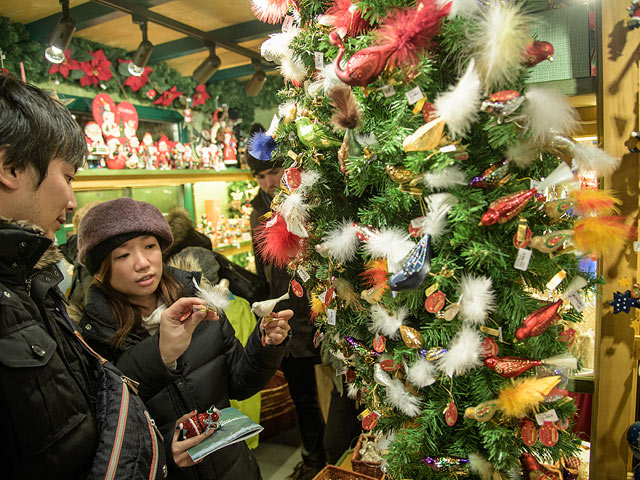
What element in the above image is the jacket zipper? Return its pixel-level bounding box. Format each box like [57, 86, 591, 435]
[144, 410, 162, 479]
[121, 375, 140, 395]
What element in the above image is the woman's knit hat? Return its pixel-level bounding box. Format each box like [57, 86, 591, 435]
[77, 197, 173, 275]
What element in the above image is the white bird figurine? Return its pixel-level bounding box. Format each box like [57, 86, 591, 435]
[251, 292, 290, 318]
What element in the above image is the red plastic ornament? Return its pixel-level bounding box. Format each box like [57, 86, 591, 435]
[481, 337, 498, 359]
[422, 101, 436, 123]
[179, 406, 221, 439]
[520, 452, 559, 480]
[539, 421, 559, 447]
[291, 279, 304, 297]
[329, 31, 393, 87]
[521, 420, 538, 446]
[282, 167, 302, 192]
[346, 369, 356, 383]
[515, 300, 563, 341]
[373, 334, 386, 353]
[425, 290, 446, 313]
[484, 356, 542, 378]
[481, 189, 537, 226]
[444, 401, 458, 426]
[524, 40, 554, 67]
[380, 359, 401, 371]
[558, 327, 576, 347]
[361, 410, 380, 431]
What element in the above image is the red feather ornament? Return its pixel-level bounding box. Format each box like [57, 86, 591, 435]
[321, 0, 373, 37]
[255, 213, 305, 267]
[251, 0, 291, 24]
[375, 0, 451, 68]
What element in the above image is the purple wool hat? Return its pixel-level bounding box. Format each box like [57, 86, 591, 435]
[77, 197, 173, 275]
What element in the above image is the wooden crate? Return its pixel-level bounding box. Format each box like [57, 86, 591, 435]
[350, 434, 384, 479]
[312, 465, 379, 480]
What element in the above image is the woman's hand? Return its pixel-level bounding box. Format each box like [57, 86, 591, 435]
[171, 411, 215, 468]
[159, 297, 219, 366]
[260, 309, 293, 346]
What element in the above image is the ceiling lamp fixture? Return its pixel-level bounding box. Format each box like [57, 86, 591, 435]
[245, 60, 267, 97]
[129, 18, 153, 77]
[44, 0, 76, 64]
[192, 42, 221, 84]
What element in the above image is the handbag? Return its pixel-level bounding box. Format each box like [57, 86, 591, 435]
[57, 299, 167, 480]
[212, 251, 269, 304]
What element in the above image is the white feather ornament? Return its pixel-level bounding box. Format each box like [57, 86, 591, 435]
[278, 191, 310, 238]
[438, 0, 481, 18]
[196, 284, 231, 313]
[468, 2, 530, 90]
[438, 326, 483, 377]
[521, 88, 579, 146]
[570, 142, 621, 176]
[536, 162, 575, 191]
[346, 382, 359, 399]
[435, 60, 482, 138]
[265, 114, 280, 137]
[280, 56, 308, 84]
[423, 166, 467, 190]
[505, 141, 538, 168]
[299, 170, 321, 193]
[406, 356, 437, 388]
[306, 63, 346, 97]
[319, 221, 360, 263]
[277, 100, 297, 119]
[369, 304, 408, 339]
[543, 352, 578, 370]
[468, 453, 494, 480]
[422, 193, 457, 239]
[459, 275, 496, 325]
[364, 227, 415, 274]
[386, 376, 421, 417]
[261, 29, 299, 63]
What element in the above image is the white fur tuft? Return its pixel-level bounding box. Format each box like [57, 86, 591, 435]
[438, 326, 483, 376]
[346, 382, 359, 400]
[299, 170, 321, 193]
[537, 162, 575, 191]
[406, 356, 438, 388]
[363, 228, 415, 274]
[422, 193, 457, 240]
[468, 453, 494, 480]
[278, 192, 310, 238]
[320, 221, 360, 263]
[571, 143, 621, 176]
[386, 377, 421, 417]
[521, 88, 579, 146]
[197, 284, 231, 313]
[306, 63, 346, 97]
[435, 60, 482, 138]
[459, 275, 496, 325]
[505, 141, 538, 168]
[369, 304, 408, 339]
[423, 166, 467, 190]
[439, 0, 481, 18]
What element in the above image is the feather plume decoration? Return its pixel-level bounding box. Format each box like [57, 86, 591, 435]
[254, 213, 304, 267]
[277, 100, 297, 120]
[363, 227, 415, 274]
[251, 0, 290, 24]
[248, 132, 277, 161]
[280, 55, 308, 85]
[261, 29, 299, 63]
[573, 216, 635, 255]
[439, 0, 481, 18]
[318, 0, 373, 37]
[310, 293, 327, 321]
[196, 283, 231, 313]
[435, 60, 481, 138]
[299, 169, 321, 194]
[319, 221, 360, 264]
[438, 326, 483, 377]
[306, 63, 346, 97]
[571, 142, 621, 176]
[375, 0, 450, 68]
[369, 304, 408, 339]
[537, 162, 575, 191]
[468, 453, 494, 480]
[497, 375, 561, 418]
[359, 259, 389, 288]
[421, 193, 457, 239]
[468, 2, 530, 89]
[423, 166, 467, 190]
[278, 191, 310, 237]
[571, 188, 620, 216]
[459, 275, 496, 325]
[346, 382, 359, 399]
[542, 352, 578, 370]
[521, 88, 579, 146]
[385, 376, 421, 417]
[329, 86, 361, 130]
[505, 141, 538, 169]
[406, 356, 437, 388]
[266, 114, 280, 137]
[334, 278, 366, 312]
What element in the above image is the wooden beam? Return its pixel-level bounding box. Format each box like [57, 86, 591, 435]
[25, 0, 172, 43]
[592, 0, 640, 477]
[206, 63, 276, 83]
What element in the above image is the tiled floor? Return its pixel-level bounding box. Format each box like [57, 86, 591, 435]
[254, 424, 303, 480]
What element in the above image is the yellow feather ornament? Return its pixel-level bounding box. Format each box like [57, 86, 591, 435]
[333, 278, 366, 312]
[573, 216, 634, 256]
[497, 375, 560, 418]
[310, 293, 326, 322]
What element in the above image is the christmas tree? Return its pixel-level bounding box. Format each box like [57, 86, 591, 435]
[249, 0, 628, 478]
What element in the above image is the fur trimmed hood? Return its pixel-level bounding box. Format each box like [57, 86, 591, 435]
[0, 216, 63, 270]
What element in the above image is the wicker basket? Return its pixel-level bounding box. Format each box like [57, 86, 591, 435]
[350, 434, 384, 479]
[312, 465, 379, 480]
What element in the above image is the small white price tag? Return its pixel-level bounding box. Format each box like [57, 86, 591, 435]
[405, 86, 424, 105]
[567, 290, 586, 312]
[327, 308, 337, 325]
[514, 248, 532, 271]
[530, 179, 541, 191]
[297, 266, 311, 283]
[314, 51, 324, 70]
[439, 144, 457, 153]
[634, 241, 640, 252]
[535, 409, 559, 426]
[381, 84, 396, 97]
[281, 15, 294, 32]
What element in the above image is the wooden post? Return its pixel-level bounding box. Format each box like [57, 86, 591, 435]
[593, 0, 640, 477]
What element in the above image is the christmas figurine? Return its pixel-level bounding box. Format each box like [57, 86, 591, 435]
[629, 0, 640, 29]
[179, 405, 222, 439]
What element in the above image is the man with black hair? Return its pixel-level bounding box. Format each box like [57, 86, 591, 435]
[247, 134, 327, 480]
[0, 76, 171, 479]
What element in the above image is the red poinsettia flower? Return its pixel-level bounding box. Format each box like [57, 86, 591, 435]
[78, 50, 113, 87]
[192, 84, 210, 107]
[48, 49, 81, 78]
[153, 86, 184, 107]
[119, 59, 153, 92]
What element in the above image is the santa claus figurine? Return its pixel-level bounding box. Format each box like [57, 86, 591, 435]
[179, 405, 222, 439]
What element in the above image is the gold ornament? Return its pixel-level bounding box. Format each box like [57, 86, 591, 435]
[399, 325, 423, 349]
[403, 117, 446, 152]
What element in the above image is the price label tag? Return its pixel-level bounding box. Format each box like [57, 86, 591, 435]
[479, 326, 500, 337]
[514, 248, 532, 271]
[535, 409, 559, 426]
[282, 15, 294, 32]
[405, 86, 424, 105]
[634, 241, 640, 252]
[297, 266, 311, 283]
[327, 308, 337, 325]
[381, 84, 396, 97]
[314, 52, 324, 70]
[439, 144, 457, 153]
[567, 290, 586, 312]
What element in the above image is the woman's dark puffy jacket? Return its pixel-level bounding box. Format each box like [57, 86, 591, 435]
[79, 266, 286, 480]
